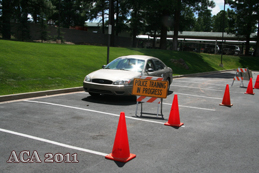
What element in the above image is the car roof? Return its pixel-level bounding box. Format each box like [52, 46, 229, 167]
[119, 55, 158, 61]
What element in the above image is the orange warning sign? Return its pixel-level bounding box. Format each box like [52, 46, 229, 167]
[132, 78, 168, 98]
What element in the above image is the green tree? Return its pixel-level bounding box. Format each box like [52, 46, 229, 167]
[0, 0, 2, 36]
[19, 0, 31, 41]
[89, 0, 109, 34]
[144, 3, 161, 48]
[128, 0, 146, 47]
[212, 10, 229, 32]
[1, 0, 55, 41]
[227, 0, 259, 56]
[114, 0, 130, 36]
[194, 9, 213, 31]
[49, 0, 90, 28]
[180, 6, 196, 31]
[172, 0, 215, 50]
[29, 0, 55, 23]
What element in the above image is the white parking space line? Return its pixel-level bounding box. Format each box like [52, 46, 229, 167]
[172, 85, 244, 93]
[173, 80, 231, 86]
[172, 85, 224, 91]
[24, 100, 165, 125]
[0, 128, 108, 157]
[163, 102, 216, 111]
[174, 93, 222, 100]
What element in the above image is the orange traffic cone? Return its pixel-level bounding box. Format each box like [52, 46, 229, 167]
[245, 78, 255, 95]
[254, 75, 259, 89]
[164, 94, 184, 127]
[220, 84, 233, 107]
[105, 112, 136, 163]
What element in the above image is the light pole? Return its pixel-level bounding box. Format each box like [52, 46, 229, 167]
[107, 25, 111, 65]
[107, 0, 112, 65]
[220, 0, 226, 67]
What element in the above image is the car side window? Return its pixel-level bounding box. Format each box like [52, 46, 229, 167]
[153, 59, 165, 70]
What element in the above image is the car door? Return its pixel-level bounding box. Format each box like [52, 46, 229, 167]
[152, 59, 167, 78]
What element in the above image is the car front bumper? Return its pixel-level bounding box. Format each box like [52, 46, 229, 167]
[83, 82, 133, 95]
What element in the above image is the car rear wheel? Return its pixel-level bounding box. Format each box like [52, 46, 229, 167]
[167, 78, 170, 95]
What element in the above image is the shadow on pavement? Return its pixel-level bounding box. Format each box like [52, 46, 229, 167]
[82, 95, 136, 106]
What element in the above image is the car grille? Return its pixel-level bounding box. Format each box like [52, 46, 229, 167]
[89, 89, 113, 94]
[92, 79, 113, 84]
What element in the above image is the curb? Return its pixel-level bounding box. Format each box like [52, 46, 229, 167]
[0, 87, 84, 102]
[0, 69, 238, 103]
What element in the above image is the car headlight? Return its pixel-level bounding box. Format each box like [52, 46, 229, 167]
[113, 80, 131, 85]
[84, 75, 91, 82]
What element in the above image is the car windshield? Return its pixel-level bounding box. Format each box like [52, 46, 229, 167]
[105, 58, 145, 72]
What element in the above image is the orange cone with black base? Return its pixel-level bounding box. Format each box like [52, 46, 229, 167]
[245, 78, 255, 95]
[164, 94, 184, 127]
[220, 84, 233, 107]
[105, 112, 136, 163]
[254, 75, 259, 89]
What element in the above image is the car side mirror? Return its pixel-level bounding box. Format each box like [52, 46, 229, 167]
[147, 68, 154, 72]
[102, 65, 106, 69]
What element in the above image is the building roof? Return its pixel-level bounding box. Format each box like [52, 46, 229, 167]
[156, 31, 257, 41]
[86, 22, 257, 41]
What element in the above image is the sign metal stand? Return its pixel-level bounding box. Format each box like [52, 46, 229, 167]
[231, 67, 251, 87]
[132, 76, 168, 119]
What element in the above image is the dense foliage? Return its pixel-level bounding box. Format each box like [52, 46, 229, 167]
[0, 0, 258, 55]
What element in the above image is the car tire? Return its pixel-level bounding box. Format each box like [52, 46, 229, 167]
[89, 92, 100, 97]
[167, 78, 170, 95]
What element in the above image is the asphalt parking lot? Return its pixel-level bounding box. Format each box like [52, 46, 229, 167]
[1, 70, 259, 173]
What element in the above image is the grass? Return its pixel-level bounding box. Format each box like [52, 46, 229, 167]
[1, 39, 259, 95]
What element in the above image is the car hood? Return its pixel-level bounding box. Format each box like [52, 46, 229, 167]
[88, 69, 141, 81]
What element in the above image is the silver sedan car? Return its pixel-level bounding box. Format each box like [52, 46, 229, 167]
[83, 55, 173, 96]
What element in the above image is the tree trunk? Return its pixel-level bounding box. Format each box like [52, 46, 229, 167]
[20, 0, 30, 41]
[244, 1, 252, 56]
[2, 0, 11, 39]
[160, 23, 167, 50]
[245, 34, 250, 56]
[102, 9, 105, 34]
[172, 0, 181, 51]
[255, 20, 259, 57]
[245, 20, 251, 56]
[116, 0, 119, 36]
[153, 30, 157, 48]
[132, 28, 137, 47]
[172, 10, 180, 50]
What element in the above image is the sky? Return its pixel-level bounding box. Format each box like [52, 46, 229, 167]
[210, 0, 230, 16]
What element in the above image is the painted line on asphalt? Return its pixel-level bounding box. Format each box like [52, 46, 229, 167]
[163, 102, 216, 111]
[174, 80, 232, 86]
[175, 93, 222, 100]
[172, 85, 245, 93]
[0, 128, 108, 157]
[172, 85, 224, 91]
[24, 100, 165, 125]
